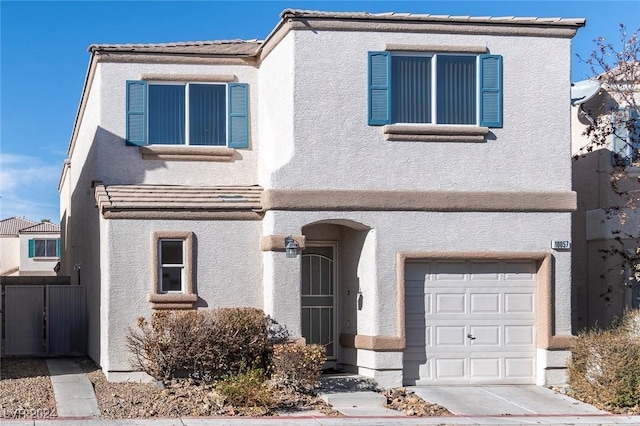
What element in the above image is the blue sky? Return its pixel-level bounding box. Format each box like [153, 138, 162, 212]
[1, 1, 638, 223]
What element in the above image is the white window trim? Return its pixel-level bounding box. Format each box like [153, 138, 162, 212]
[33, 238, 58, 258]
[147, 81, 229, 147]
[158, 239, 186, 294]
[390, 52, 479, 126]
[148, 231, 197, 309]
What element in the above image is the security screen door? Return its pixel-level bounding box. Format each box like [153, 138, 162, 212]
[301, 244, 336, 360]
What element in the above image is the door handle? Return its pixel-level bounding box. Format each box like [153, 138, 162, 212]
[467, 333, 476, 340]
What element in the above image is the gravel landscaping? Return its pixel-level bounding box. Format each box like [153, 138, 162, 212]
[0, 358, 57, 420]
[1, 357, 450, 419]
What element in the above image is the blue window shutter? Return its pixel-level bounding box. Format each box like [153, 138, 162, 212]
[611, 108, 631, 165]
[57, 238, 61, 258]
[479, 54, 503, 128]
[368, 51, 391, 125]
[126, 80, 147, 146]
[228, 83, 249, 149]
[28, 239, 35, 258]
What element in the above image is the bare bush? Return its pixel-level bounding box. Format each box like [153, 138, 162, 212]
[126, 308, 270, 382]
[568, 310, 640, 409]
[270, 343, 326, 393]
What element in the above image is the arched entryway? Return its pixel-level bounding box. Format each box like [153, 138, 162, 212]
[301, 219, 372, 369]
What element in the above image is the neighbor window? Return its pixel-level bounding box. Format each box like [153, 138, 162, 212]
[368, 52, 502, 127]
[28, 238, 60, 258]
[159, 239, 185, 293]
[611, 108, 640, 166]
[126, 81, 249, 148]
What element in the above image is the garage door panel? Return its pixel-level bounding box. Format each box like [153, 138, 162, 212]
[435, 293, 466, 313]
[505, 357, 535, 378]
[505, 326, 535, 345]
[470, 358, 500, 378]
[435, 358, 465, 379]
[469, 326, 500, 345]
[469, 262, 501, 280]
[435, 326, 466, 345]
[505, 293, 534, 313]
[470, 293, 500, 313]
[404, 260, 536, 385]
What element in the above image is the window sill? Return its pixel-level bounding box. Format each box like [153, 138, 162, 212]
[139, 146, 236, 162]
[32, 257, 58, 261]
[383, 125, 489, 142]
[147, 293, 197, 310]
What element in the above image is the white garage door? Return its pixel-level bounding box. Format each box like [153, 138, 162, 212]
[404, 260, 537, 385]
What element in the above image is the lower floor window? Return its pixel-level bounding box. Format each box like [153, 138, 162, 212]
[159, 239, 185, 293]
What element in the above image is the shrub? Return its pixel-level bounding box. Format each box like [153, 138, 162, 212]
[126, 308, 271, 381]
[270, 343, 326, 393]
[568, 310, 640, 409]
[215, 368, 274, 408]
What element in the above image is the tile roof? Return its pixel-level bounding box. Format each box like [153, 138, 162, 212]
[89, 40, 262, 56]
[19, 222, 61, 233]
[87, 10, 584, 57]
[279, 9, 586, 26]
[0, 217, 38, 236]
[95, 184, 263, 212]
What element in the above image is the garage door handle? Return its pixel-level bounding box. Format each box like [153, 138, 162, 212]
[467, 333, 476, 340]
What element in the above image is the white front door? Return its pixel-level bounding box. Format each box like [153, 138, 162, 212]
[404, 260, 537, 385]
[301, 244, 337, 360]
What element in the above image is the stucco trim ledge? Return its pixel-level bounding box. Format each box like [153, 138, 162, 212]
[339, 333, 405, 351]
[384, 125, 490, 142]
[138, 146, 236, 162]
[262, 189, 577, 212]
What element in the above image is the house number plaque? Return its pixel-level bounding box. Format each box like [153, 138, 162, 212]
[551, 240, 571, 250]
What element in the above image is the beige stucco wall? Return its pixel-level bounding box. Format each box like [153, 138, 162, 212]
[0, 236, 20, 275]
[263, 209, 572, 386]
[18, 232, 59, 275]
[96, 62, 259, 187]
[262, 30, 572, 193]
[99, 218, 263, 375]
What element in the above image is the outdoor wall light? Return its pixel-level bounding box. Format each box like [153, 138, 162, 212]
[284, 235, 299, 258]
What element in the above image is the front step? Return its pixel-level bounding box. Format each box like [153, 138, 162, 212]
[321, 390, 387, 408]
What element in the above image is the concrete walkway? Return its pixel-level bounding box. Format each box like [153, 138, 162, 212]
[45, 358, 100, 418]
[318, 372, 403, 417]
[411, 385, 606, 416]
[33, 361, 640, 425]
[4, 415, 640, 425]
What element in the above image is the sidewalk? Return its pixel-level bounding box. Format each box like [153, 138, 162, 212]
[2, 414, 640, 425]
[11, 359, 639, 425]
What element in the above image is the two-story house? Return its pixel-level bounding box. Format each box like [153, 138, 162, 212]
[0, 217, 61, 276]
[571, 65, 640, 331]
[59, 9, 584, 387]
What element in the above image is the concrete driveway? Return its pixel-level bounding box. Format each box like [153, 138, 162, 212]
[411, 386, 606, 416]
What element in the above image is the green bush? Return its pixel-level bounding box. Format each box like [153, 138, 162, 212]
[568, 310, 640, 409]
[270, 343, 326, 393]
[126, 308, 271, 381]
[215, 368, 274, 408]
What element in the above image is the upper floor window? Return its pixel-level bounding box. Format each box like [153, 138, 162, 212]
[611, 108, 640, 166]
[368, 52, 503, 128]
[126, 81, 249, 149]
[28, 238, 60, 258]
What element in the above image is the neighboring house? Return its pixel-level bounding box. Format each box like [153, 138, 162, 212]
[0, 217, 61, 276]
[571, 66, 640, 331]
[59, 9, 584, 387]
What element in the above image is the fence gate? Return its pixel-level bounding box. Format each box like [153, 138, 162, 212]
[4, 285, 86, 356]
